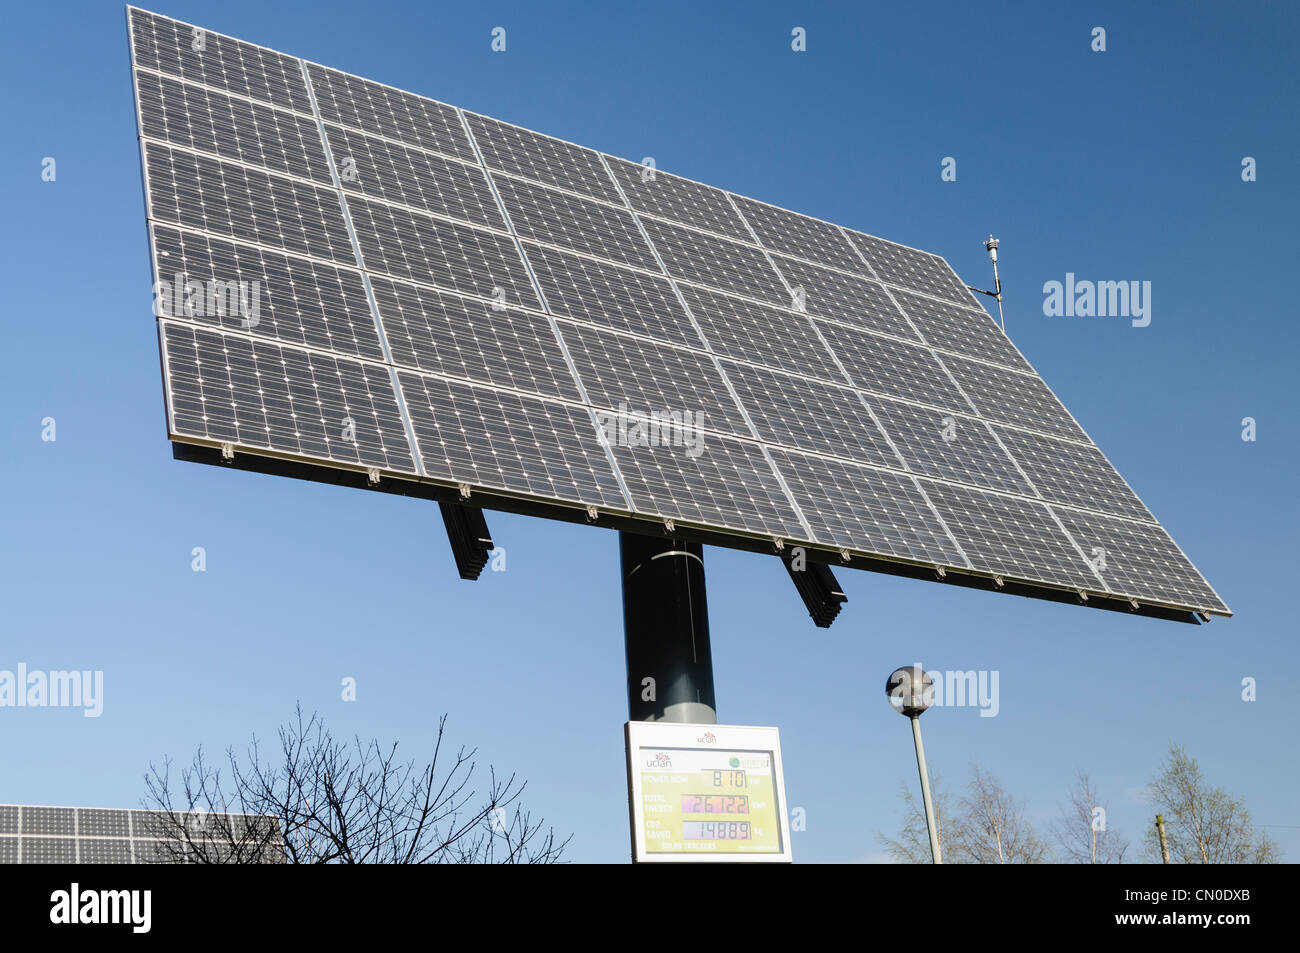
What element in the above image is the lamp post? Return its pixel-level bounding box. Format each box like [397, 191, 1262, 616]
[886, 665, 941, 864]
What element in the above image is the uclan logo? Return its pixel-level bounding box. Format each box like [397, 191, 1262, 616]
[50, 883, 151, 934]
[697, 732, 717, 744]
[645, 752, 672, 768]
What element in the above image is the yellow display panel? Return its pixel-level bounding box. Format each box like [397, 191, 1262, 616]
[625, 723, 792, 863]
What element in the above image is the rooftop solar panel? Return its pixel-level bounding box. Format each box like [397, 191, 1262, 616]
[127, 7, 1229, 620]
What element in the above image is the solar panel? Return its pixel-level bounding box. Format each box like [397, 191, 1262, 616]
[127, 7, 1229, 620]
[0, 805, 284, 864]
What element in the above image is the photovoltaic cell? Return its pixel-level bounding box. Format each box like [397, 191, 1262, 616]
[346, 195, 541, 308]
[771, 255, 920, 342]
[324, 123, 506, 230]
[143, 142, 355, 264]
[129, 9, 1228, 618]
[732, 196, 865, 275]
[151, 224, 386, 361]
[892, 289, 1031, 371]
[80, 839, 133, 863]
[369, 277, 580, 402]
[162, 321, 416, 473]
[20, 838, 76, 863]
[611, 435, 806, 542]
[943, 355, 1088, 443]
[868, 399, 1032, 496]
[130, 7, 312, 114]
[560, 325, 751, 438]
[306, 63, 475, 162]
[0, 805, 285, 866]
[398, 372, 627, 509]
[678, 284, 843, 383]
[522, 242, 701, 347]
[1052, 509, 1229, 613]
[640, 217, 788, 306]
[846, 231, 974, 305]
[21, 807, 74, 836]
[720, 361, 898, 468]
[606, 157, 750, 241]
[137, 70, 333, 185]
[78, 809, 132, 837]
[493, 175, 655, 270]
[769, 449, 965, 565]
[465, 112, 622, 204]
[993, 426, 1154, 523]
[925, 483, 1100, 591]
[813, 320, 969, 411]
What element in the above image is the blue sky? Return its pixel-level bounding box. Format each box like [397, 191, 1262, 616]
[1, 0, 1296, 863]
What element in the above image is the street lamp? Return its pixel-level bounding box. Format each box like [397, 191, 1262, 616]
[886, 665, 941, 864]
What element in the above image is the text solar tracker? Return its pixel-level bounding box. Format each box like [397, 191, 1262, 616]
[0, 805, 284, 864]
[127, 8, 1228, 622]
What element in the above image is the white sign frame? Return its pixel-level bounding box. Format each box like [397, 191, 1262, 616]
[624, 721, 793, 863]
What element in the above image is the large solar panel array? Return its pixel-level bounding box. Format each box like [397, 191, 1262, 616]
[127, 8, 1229, 620]
[0, 804, 284, 863]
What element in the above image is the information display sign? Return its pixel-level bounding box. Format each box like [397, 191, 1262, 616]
[624, 722, 792, 863]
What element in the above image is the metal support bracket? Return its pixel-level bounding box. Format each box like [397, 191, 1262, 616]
[781, 551, 847, 628]
[439, 502, 494, 581]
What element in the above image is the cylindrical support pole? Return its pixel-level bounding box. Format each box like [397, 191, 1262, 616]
[911, 713, 942, 864]
[621, 532, 716, 724]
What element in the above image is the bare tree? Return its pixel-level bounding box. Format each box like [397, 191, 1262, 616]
[143, 706, 570, 864]
[1050, 770, 1128, 863]
[1142, 744, 1279, 864]
[877, 774, 956, 864]
[950, 766, 1048, 864]
[879, 767, 1045, 864]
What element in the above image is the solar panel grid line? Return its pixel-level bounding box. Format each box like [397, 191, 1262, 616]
[456, 106, 637, 512]
[723, 189, 972, 565]
[858, 262, 1112, 594]
[299, 58, 428, 477]
[596, 151, 818, 544]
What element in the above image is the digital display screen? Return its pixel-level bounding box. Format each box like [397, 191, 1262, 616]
[634, 744, 783, 855]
